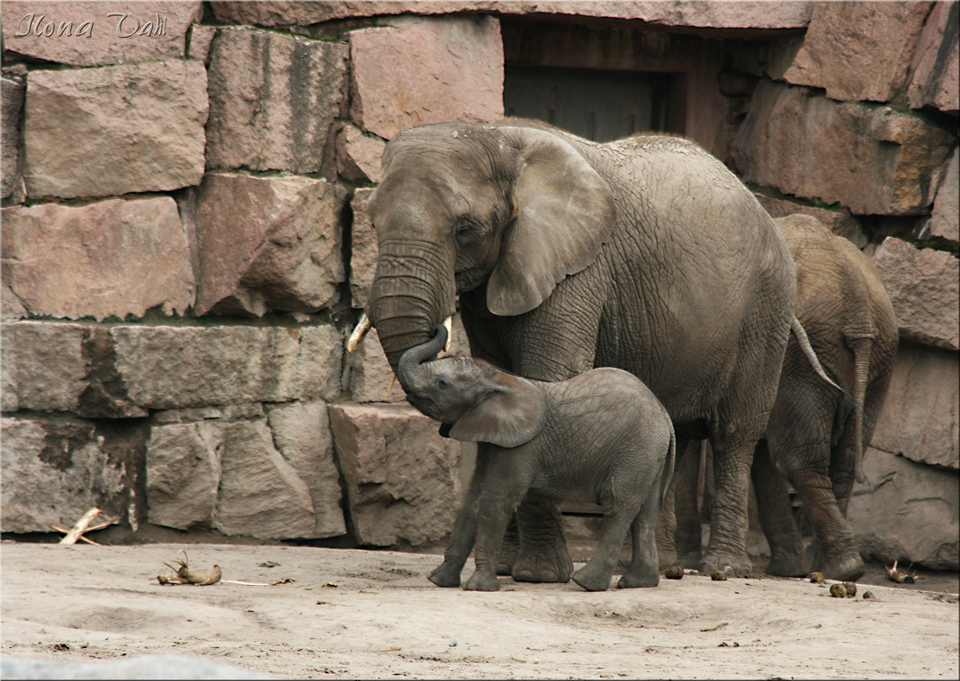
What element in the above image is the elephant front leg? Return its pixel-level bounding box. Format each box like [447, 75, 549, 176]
[428, 455, 489, 588]
[511, 496, 573, 583]
[464, 488, 526, 591]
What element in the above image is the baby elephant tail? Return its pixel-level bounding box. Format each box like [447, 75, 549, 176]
[660, 410, 677, 508]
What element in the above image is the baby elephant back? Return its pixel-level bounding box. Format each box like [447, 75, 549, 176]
[559, 367, 673, 443]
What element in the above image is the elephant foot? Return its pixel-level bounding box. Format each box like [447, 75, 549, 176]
[463, 571, 501, 591]
[572, 564, 613, 592]
[699, 551, 752, 577]
[617, 569, 659, 589]
[427, 562, 462, 588]
[496, 544, 518, 576]
[766, 551, 809, 578]
[512, 545, 574, 584]
[816, 553, 865, 582]
[676, 551, 702, 571]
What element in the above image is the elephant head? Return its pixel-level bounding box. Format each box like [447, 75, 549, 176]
[366, 122, 616, 371]
[398, 324, 547, 448]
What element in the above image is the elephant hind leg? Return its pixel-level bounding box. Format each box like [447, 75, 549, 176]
[784, 453, 863, 582]
[751, 440, 807, 577]
[617, 480, 662, 589]
[672, 438, 704, 569]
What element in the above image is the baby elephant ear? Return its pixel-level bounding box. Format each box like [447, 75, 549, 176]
[487, 126, 616, 317]
[448, 372, 547, 448]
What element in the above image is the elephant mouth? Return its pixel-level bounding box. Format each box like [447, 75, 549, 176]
[406, 392, 442, 421]
[455, 267, 486, 294]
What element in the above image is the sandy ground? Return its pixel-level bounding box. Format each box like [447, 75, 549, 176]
[2, 542, 958, 680]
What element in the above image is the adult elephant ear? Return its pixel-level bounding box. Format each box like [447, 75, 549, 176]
[448, 371, 547, 448]
[488, 127, 616, 317]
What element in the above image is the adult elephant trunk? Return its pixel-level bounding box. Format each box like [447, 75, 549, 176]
[397, 324, 448, 394]
[368, 239, 457, 373]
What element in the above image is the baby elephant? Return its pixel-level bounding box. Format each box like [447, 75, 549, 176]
[398, 324, 676, 592]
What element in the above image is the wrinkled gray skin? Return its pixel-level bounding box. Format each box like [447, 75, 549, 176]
[673, 215, 898, 581]
[399, 324, 676, 592]
[368, 119, 797, 578]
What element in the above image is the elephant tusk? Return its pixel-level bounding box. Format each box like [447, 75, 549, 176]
[347, 312, 372, 352]
[443, 316, 453, 353]
[386, 374, 397, 398]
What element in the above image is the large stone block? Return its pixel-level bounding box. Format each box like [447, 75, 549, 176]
[929, 148, 958, 243]
[112, 323, 343, 410]
[754, 193, 867, 248]
[194, 172, 347, 316]
[872, 237, 958, 351]
[266, 401, 346, 538]
[908, 1, 959, 114]
[1, 416, 128, 533]
[23, 60, 207, 199]
[329, 402, 462, 547]
[2, 74, 25, 199]
[779, 1, 932, 103]
[349, 187, 377, 311]
[205, 27, 348, 173]
[349, 15, 504, 140]
[1, 197, 194, 321]
[731, 81, 954, 215]
[1, 2, 202, 67]
[213, 419, 317, 540]
[337, 124, 385, 183]
[145, 421, 220, 531]
[210, 1, 812, 29]
[1, 321, 148, 418]
[849, 447, 959, 571]
[871, 342, 959, 470]
[145, 402, 346, 538]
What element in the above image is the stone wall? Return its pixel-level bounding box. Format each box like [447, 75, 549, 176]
[2, 1, 956, 569]
[1, 1, 496, 548]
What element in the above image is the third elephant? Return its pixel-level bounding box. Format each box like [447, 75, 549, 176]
[672, 214, 898, 581]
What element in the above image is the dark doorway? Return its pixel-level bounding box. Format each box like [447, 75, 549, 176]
[504, 64, 684, 142]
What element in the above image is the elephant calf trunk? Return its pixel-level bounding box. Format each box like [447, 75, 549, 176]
[397, 324, 449, 393]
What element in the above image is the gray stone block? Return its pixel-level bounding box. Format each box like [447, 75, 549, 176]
[329, 402, 462, 547]
[23, 61, 207, 199]
[1, 197, 194, 321]
[205, 27, 347, 173]
[1, 416, 128, 533]
[849, 447, 959, 570]
[194, 172, 346, 316]
[112, 323, 343, 410]
[872, 238, 959, 351]
[871, 342, 959, 470]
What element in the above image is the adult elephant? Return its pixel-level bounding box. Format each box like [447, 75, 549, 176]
[363, 119, 797, 578]
[672, 215, 898, 581]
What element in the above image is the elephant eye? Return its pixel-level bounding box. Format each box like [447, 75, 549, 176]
[437, 378, 449, 389]
[454, 219, 480, 244]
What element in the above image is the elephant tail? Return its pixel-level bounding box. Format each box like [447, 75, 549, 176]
[660, 414, 677, 508]
[844, 334, 875, 485]
[790, 315, 866, 420]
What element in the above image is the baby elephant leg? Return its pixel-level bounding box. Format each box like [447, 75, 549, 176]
[618, 480, 662, 589]
[463, 495, 520, 591]
[429, 456, 489, 587]
[573, 490, 645, 592]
